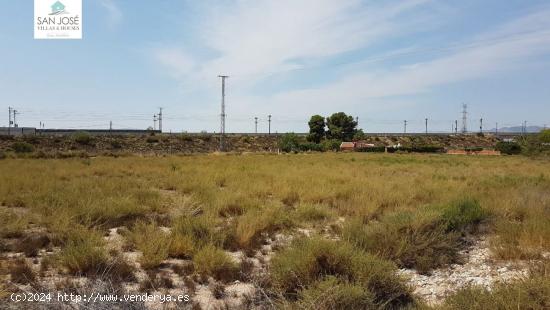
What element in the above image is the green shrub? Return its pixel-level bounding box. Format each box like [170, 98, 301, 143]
[357, 146, 386, 153]
[496, 141, 522, 155]
[279, 133, 301, 153]
[270, 237, 414, 308]
[72, 131, 93, 145]
[193, 244, 238, 282]
[321, 139, 342, 152]
[12, 142, 34, 153]
[146, 136, 159, 143]
[539, 129, 550, 143]
[299, 142, 324, 152]
[0, 151, 6, 159]
[442, 198, 485, 231]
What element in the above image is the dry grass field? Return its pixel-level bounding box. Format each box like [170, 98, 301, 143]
[1, 153, 549, 309]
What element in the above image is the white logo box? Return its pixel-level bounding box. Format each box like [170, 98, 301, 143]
[34, 0, 82, 39]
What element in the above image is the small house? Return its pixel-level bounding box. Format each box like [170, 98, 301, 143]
[340, 142, 355, 151]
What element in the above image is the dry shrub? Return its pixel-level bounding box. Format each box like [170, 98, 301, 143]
[127, 222, 170, 269]
[296, 276, 375, 310]
[168, 234, 195, 259]
[281, 191, 300, 207]
[15, 233, 50, 257]
[270, 237, 414, 308]
[234, 206, 294, 250]
[443, 275, 550, 310]
[172, 216, 222, 248]
[193, 244, 238, 283]
[343, 199, 486, 274]
[10, 259, 36, 284]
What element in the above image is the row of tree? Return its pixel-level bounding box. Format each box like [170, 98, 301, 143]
[307, 112, 359, 143]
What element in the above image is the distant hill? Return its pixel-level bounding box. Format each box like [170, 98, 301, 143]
[487, 126, 545, 133]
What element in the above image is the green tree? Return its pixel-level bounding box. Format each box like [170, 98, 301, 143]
[326, 112, 357, 141]
[307, 115, 325, 143]
[539, 129, 550, 143]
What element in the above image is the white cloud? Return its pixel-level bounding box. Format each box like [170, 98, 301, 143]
[152, 1, 550, 131]
[156, 0, 435, 84]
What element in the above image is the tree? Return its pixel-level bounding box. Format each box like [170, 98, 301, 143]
[326, 112, 357, 141]
[307, 115, 325, 143]
[539, 129, 550, 143]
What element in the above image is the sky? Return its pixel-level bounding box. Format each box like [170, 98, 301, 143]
[1, 0, 550, 133]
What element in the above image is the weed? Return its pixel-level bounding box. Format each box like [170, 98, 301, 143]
[15, 233, 50, 257]
[234, 206, 294, 250]
[193, 244, 238, 283]
[295, 276, 375, 310]
[443, 275, 550, 310]
[12, 142, 34, 153]
[127, 222, 170, 269]
[10, 259, 36, 284]
[270, 237, 414, 308]
[72, 131, 93, 145]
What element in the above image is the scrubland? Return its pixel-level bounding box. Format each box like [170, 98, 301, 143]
[0, 153, 549, 309]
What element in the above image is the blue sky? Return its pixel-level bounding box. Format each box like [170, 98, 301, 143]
[1, 0, 550, 133]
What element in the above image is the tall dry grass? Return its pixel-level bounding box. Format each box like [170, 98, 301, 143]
[0, 153, 549, 303]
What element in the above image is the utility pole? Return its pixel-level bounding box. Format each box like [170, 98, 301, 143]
[8, 107, 12, 135]
[461, 103, 468, 133]
[479, 118, 483, 134]
[13, 109, 18, 128]
[403, 120, 407, 134]
[153, 114, 158, 130]
[110, 121, 113, 131]
[425, 118, 428, 135]
[268, 115, 272, 135]
[455, 120, 458, 134]
[254, 117, 258, 134]
[218, 75, 229, 151]
[158, 108, 163, 133]
[495, 122, 498, 135]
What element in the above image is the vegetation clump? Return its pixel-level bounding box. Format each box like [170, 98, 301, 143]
[193, 244, 238, 282]
[12, 142, 34, 153]
[496, 141, 522, 155]
[343, 199, 486, 274]
[72, 131, 93, 145]
[271, 237, 414, 308]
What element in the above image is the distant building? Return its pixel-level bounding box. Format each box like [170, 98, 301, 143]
[340, 142, 355, 151]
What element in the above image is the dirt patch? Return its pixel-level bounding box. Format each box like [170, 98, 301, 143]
[398, 236, 531, 306]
